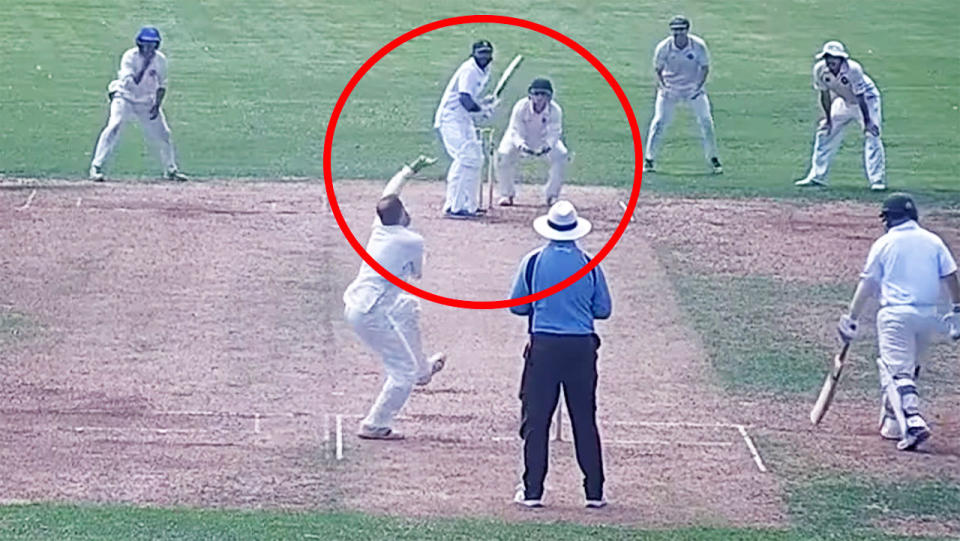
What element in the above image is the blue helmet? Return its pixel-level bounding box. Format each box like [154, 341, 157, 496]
[135, 26, 161, 45]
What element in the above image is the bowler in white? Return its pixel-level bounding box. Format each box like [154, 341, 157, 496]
[496, 78, 567, 207]
[644, 15, 722, 175]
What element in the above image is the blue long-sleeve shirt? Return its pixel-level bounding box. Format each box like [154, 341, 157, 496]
[508, 240, 612, 335]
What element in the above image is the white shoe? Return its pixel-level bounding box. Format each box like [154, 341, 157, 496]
[513, 486, 543, 508]
[897, 426, 931, 451]
[89, 165, 105, 182]
[498, 196, 514, 207]
[585, 498, 608, 509]
[870, 182, 887, 191]
[357, 425, 405, 440]
[415, 353, 446, 386]
[794, 176, 827, 187]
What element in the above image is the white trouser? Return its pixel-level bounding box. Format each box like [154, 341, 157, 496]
[496, 136, 568, 200]
[92, 97, 178, 172]
[645, 89, 719, 162]
[437, 118, 484, 214]
[346, 294, 429, 430]
[875, 306, 938, 435]
[804, 95, 884, 185]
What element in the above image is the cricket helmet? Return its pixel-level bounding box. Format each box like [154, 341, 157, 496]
[880, 192, 918, 228]
[528, 78, 553, 96]
[472, 40, 493, 54]
[136, 26, 161, 45]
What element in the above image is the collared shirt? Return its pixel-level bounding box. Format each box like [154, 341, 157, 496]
[504, 97, 563, 148]
[343, 221, 424, 313]
[509, 241, 612, 335]
[108, 48, 168, 105]
[653, 34, 710, 97]
[434, 57, 490, 128]
[813, 59, 879, 104]
[861, 220, 957, 307]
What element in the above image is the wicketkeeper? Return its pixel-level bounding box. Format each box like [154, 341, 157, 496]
[837, 193, 960, 451]
[343, 155, 446, 440]
[496, 78, 568, 207]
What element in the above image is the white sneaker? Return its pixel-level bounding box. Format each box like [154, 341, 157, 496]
[897, 426, 931, 451]
[415, 353, 446, 386]
[357, 425, 404, 440]
[794, 177, 827, 187]
[870, 182, 887, 191]
[89, 165, 105, 182]
[513, 487, 543, 508]
[585, 498, 608, 509]
[498, 196, 514, 207]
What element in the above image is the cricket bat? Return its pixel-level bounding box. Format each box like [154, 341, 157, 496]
[493, 54, 524, 98]
[809, 342, 850, 425]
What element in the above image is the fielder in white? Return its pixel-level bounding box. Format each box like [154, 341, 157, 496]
[343, 155, 446, 440]
[496, 78, 568, 207]
[90, 26, 186, 182]
[837, 193, 960, 451]
[644, 16, 722, 175]
[796, 41, 885, 190]
[434, 40, 498, 218]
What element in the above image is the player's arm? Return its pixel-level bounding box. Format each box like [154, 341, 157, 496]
[149, 87, 166, 120]
[508, 255, 533, 316]
[592, 266, 612, 320]
[458, 92, 482, 112]
[856, 93, 879, 136]
[382, 155, 437, 198]
[118, 51, 137, 87]
[692, 65, 709, 98]
[943, 271, 960, 305]
[540, 104, 562, 155]
[818, 90, 833, 129]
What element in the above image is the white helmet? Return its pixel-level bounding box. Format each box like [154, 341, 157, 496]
[816, 41, 849, 59]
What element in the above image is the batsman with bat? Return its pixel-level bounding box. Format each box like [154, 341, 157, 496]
[832, 193, 960, 451]
[90, 26, 187, 182]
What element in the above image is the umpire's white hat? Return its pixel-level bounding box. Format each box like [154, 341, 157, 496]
[816, 41, 849, 59]
[533, 201, 592, 241]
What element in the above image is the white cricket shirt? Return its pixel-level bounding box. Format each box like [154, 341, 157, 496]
[108, 48, 168, 105]
[434, 57, 490, 127]
[343, 223, 424, 313]
[504, 97, 563, 148]
[652, 34, 710, 98]
[861, 221, 957, 307]
[813, 59, 879, 104]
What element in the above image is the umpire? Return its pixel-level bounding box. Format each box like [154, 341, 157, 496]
[508, 200, 612, 508]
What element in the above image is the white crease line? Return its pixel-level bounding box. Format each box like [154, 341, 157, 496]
[490, 435, 731, 447]
[323, 414, 330, 443]
[69, 426, 210, 434]
[253, 413, 261, 434]
[618, 200, 636, 222]
[335, 415, 343, 461]
[608, 420, 741, 429]
[736, 424, 768, 473]
[75, 197, 82, 208]
[17, 189, 37, 211]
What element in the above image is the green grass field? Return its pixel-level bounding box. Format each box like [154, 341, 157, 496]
[4, 1, 960, 539]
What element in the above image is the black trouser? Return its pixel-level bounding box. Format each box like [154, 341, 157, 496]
[519, 333, 604, 500]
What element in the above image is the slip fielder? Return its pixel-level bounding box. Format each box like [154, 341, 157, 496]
[90, 26, 187, 182]
[795, 41, 886, 191]
[644, 15, 723, 175]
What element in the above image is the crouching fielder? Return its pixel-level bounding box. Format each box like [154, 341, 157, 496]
[90, 26, 186, 182]
[343, 155, 446, 440]
[837, 193, 960, 451]
[496, 78, 567, 207]
[796, 41, 885, 190]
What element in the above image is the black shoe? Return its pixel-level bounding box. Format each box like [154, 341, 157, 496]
[710, 157, 723, 174]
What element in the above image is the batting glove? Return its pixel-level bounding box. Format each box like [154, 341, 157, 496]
[837, 314, 859, 344]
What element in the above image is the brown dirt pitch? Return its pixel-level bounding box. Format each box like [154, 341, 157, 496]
[9, 178, 955, 530]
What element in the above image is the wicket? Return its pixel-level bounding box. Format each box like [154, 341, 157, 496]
[476, 127, 495, 210]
